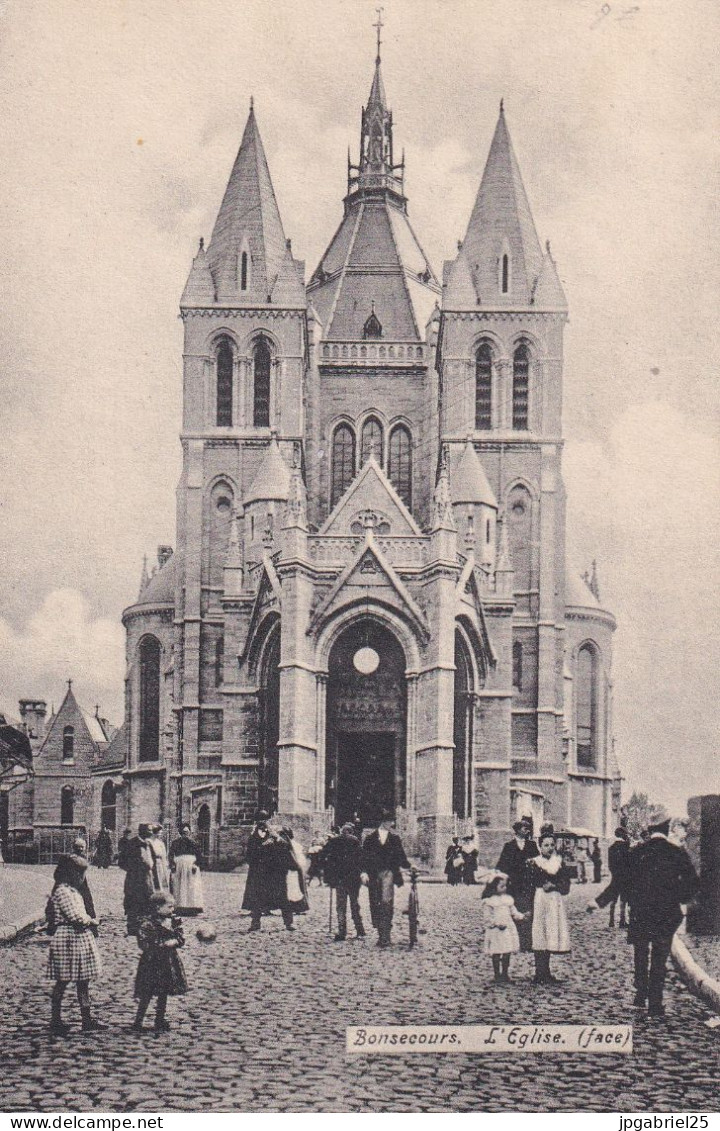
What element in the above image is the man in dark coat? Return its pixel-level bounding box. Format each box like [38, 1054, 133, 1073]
[588, 827, 631, 926]
[321, 822, 366, 941]
[626, 818, 699, 1016]
[495, 819, 539, 951]
[117, 828, 132, 871]
[241, 812, 294, 932]
[360, 810, 410, 947]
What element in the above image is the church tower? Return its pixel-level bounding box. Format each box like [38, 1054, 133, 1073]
[120, 30, 618, 863]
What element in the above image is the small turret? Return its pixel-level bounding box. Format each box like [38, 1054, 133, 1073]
[450, 440, 498, 568]
[180, 237, 215, 306]
[243, 431, 291, 561]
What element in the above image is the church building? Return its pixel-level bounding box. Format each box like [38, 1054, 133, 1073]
[121, 37, 620, 866]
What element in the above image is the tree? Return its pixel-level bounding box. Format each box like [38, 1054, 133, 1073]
[621, 792, 668, 841]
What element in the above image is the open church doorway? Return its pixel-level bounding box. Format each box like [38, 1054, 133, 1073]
[326, 619, 407, 829]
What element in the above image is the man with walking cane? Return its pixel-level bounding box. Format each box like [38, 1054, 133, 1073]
[321, 822, 366, 942]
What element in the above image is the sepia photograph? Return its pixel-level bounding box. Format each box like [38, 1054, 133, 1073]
[0, 0, 718, 1117]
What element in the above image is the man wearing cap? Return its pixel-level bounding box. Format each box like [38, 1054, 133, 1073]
[627, 817, 699, 1017]
[320, 822, 366, 941]
[495, 819, 539, 952]
[360, 810, 410, 948]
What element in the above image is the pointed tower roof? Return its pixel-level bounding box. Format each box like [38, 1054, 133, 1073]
[244, 434, 291, 505]
[205, 103, 305, 307]
[180, 237, 216, 306]
[445, 104, 544, 308]
[451, 441, 497, 508]
[532, 242, 568, 310]
[308, 30, 440, 341]
[367, 56, 387, 110]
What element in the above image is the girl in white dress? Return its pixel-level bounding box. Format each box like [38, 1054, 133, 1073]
[482, 874, 526, 982]
[527, 825, 572, 984]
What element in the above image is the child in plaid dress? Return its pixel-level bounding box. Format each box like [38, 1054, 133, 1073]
[131, 892, 188, 1036]
[47, 856, 102, 1036]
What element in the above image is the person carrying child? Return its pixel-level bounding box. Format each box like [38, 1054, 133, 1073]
[131, 891, 188, 1036]
[481, 873, 526, 983]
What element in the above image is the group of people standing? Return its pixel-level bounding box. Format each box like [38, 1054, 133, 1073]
[44, 807, 699, 1035]
[242, 809, 411, 948]
[46, 822, 205, 1037]
[485, 820, 572, 985]
[484, 815, 699, 1016]
[444, 836, 480, 885]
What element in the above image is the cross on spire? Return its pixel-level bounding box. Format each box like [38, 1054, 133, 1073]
[373, 7, 384, 63]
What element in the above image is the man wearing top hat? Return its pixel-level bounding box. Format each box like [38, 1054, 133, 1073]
[627, 817, 699, 1017]
[495, 819, 539, 952]
[360, 810, 410, 947]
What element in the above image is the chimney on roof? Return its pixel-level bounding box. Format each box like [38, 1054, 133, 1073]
[157, 545, 173, 569]
[18, 698, 48, 743]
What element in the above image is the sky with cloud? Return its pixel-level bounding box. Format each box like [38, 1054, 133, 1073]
[0, 0, 717, 812]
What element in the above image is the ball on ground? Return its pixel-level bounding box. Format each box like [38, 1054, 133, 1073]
[196, 923, 218, 943]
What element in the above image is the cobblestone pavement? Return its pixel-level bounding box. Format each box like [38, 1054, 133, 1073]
[0, 865, 54, 930]
[0, 868, 718, 1113]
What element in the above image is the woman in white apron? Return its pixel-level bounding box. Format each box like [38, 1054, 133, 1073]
[169, 824, 204, 915]
[527, 825, 572, 984]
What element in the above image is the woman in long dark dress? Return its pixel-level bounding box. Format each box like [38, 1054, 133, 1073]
[241, 813, 294, 931]
[123, 823, 157, 936]
[95, 827, 113, 869]
[444, 838, 463, 885]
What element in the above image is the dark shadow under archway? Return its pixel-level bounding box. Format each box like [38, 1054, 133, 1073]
[326, 619, 407, 828]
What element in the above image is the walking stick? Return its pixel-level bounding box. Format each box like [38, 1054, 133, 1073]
[328, 885, 334, 936]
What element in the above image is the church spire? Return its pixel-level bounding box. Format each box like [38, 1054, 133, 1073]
[445, 103, 544, 308]
[204, 102, 304, 306]
[347, 10, 404, 202]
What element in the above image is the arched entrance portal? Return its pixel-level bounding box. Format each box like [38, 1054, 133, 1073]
[326, 620, 407, 828]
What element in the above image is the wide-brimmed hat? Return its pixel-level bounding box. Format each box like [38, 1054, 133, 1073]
[138, 822, 153, 838]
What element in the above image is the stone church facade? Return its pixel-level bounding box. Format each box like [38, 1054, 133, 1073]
[121, 44, 620, 866]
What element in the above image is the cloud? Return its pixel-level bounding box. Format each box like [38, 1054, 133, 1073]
[564, 402, 720, 813]
[0, 590, 125, 723]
